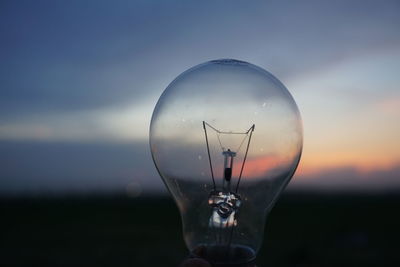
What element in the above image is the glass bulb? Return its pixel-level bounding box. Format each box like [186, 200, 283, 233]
[150, 59, 302, 265]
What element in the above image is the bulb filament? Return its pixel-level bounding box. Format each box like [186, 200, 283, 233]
[203, 121, 255, 246]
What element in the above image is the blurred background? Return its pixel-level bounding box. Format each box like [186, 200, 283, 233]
[0, 0, 399, 266]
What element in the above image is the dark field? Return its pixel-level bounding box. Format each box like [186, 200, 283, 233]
[1, 192, 399, 267]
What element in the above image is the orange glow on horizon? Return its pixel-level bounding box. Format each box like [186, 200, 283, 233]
[231, 155, 289, 178]
[297, 151, 400, 177]
[229, 150, 400, 179]
[228, 149, 400, 179]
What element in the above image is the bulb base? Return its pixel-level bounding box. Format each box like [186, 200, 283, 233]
[190, 244, 256, 267]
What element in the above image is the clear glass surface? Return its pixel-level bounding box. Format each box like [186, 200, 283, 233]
[150, 59, 303, 265]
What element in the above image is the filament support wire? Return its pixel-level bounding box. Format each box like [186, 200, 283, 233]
[202, 121, 255, 193]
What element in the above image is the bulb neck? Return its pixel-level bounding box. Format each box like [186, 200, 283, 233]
[190, 244, 256, 267]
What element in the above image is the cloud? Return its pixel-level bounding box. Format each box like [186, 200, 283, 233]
[1, 1, 400, 195]
[1, 0, 399, 117]
[0, 102, 153, 141]
[1, 139, 398, 196]
[0, 140, 164, 196]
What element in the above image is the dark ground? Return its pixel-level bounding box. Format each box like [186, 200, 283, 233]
[0, 192, 399, 267]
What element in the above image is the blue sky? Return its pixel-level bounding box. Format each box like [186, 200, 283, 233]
[1, 0, 399, 195]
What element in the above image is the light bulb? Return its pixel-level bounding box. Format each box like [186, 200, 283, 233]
[150, 59, 302, 265]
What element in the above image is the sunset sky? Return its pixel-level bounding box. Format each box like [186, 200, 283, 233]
[1, 0, 399, 195]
